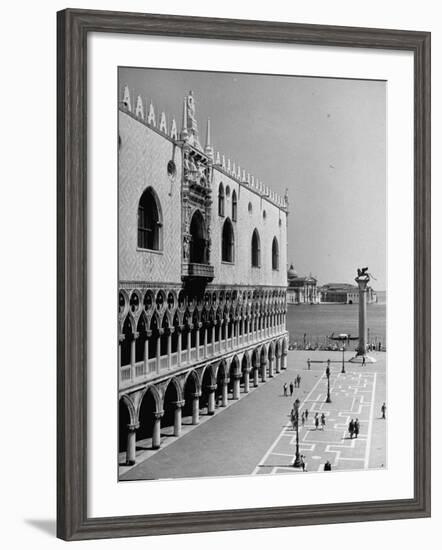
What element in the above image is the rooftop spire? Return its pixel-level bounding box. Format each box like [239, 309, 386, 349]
[205, 118, 214, 160]
[181, 97, 188, 141]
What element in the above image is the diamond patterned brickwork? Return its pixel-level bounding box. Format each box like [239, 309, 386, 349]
[119, 111, 182, 284]
[211, 169, 288, 287]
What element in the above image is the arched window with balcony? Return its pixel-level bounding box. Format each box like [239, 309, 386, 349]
[222, 218, 235, 263]
[137, 187, 162, 250]
[251, 229, 261, 267]
[189, 210, 207, 264]
[232, 190, 237, 221]
[218, 183, 225, 217]
[272, 236, 279, 270]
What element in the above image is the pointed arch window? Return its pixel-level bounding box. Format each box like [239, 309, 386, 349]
[232, 190, 237, 221]
[272, 236, 279, 270]
[251, 229, 261, 268]
[222, 218, 235, 263]
[137, 187, 162, 250]
[218, 183, 225, 217]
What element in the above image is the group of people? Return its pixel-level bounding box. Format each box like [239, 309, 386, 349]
[283, 375, 302, 397]
[314, 412, 326, 430]
[348, 418, 360, 439]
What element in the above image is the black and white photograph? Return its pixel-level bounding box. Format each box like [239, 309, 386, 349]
[117, 67, 387, 482]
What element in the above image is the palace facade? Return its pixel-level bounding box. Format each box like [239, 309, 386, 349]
[118, 86, 289, 467]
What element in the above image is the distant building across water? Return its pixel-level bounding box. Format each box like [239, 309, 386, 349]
[319, 282, 377, 304]
[287, 265, 377, 305]
[287, 264, 319, 304]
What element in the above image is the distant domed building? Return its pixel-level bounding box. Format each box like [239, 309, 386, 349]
[287, 264, 319, 304]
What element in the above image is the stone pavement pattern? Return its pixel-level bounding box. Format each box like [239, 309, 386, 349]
[121, 350, 386, 481]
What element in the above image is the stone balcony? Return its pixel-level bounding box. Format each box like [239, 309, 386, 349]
[182, 262, 214, 282]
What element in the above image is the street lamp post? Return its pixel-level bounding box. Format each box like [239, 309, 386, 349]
[292, 398, 302, 467]
[325, 365, 332, 403]
[341, 342, 346, 374]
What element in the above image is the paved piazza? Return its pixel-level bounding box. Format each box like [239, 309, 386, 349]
[121, 350, 386, 481]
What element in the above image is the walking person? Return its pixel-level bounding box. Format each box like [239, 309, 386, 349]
[362, 356, 366, 367]
[354, 418, 360, 438]
[301, 411, 305, 427]
[381, 402, 387, 419]
[321, 413, 326, 430]
[305, 408, 309, 421]
[301, 455, 307, 472]
[297, 374, 301, 388]
[283, 382, 288, 397]
[348, 419, 355, 439]
[324, 460, 332, 471]
[289, 381, 294, 397]
[307, 358, 311, 370]
[314, 413, 319, 430]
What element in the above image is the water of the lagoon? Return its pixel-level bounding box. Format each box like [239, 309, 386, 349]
[286, 291, 387, 348]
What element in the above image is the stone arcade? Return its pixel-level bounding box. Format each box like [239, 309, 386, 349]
[118, 86, 289, 466]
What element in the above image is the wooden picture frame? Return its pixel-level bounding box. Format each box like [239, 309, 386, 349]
[57, 8, 431, 541]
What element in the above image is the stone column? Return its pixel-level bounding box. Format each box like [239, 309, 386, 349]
[211, 323, 216, 354]
[177, 326, 183, 366]
[253, 367, 259, 387]
[167, 328, 173, 369]
[268, 356, 274, 378]
[187, 324, 192, 363]
[118, 334, 123, 371]
[152, 411, 163, 449]
[233, 374, 241, 399]
[130, 331, 139, 380]
[126, 422, 139, 465]
[282, 351, 287, 370]
[207, 385, 217, 415]
[350, 271, 376, 363]
[144, 330, 151, 374]
[221, 379, 229, 406]
[203, 324, 208, 358]
[191, 393, 200, 424]
[223, 320, 228, 349]
[261, 359, 267, 382]
[275, 353, 281, 374]
[244, 369, 250, 393]
[196, 323, 201, 360]
[156, 329, 163, 373]
[173, 401, 184, 437]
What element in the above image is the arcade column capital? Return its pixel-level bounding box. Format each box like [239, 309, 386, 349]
[191, 392, 202, 399]
[128, 422, 140, 431]
[173, 400, 185, 408]
[146, 330, 152, 338]
[207, 384, 217, 392]
[153, 411, 164, 420]
[119, 334, 125, 343]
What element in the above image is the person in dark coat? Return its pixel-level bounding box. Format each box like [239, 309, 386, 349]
[354, 418, 360, 438]
[289, 382, 294, 396]
[314, 413, 319, 430]
[381, 402, 387, 419]
[324, 460, 332, 471]
[348, 419, 355, 439]
[321, 413, 326, 430]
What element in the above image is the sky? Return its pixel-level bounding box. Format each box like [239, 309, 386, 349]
[119, 67, 386, 290]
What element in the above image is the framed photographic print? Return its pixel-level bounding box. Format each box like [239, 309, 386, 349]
[57, 8, 431, 541]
